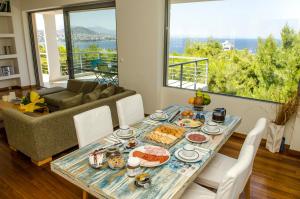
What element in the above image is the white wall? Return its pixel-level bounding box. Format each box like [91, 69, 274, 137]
[116, 0, 165, 114]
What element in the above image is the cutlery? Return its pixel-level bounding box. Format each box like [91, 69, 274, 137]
[168, 110, 181, 123]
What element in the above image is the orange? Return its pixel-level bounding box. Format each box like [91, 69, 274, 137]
[188, 97, 195, 104]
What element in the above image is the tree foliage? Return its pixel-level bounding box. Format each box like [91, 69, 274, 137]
[174, 25, 300, 103]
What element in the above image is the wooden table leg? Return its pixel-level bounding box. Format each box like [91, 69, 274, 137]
[31, 157, 52, 166]
[244, 177, 251, 199]
[83, 190, 88, 199]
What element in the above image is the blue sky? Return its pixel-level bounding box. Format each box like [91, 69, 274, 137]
[170, 0, 300, 39]
[36, 8, 116, 31]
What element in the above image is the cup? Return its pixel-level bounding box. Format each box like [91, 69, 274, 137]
[155, 110, 164, 118]
[182, 144, 196, 157]
[119, 125, 130, 135]
[206, 121, 218, 132]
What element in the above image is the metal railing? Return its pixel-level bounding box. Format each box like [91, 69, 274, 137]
[167, 56, 208, 90]
[39, 51, 118, 77]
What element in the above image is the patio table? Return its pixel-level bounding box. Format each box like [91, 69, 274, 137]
[51, 105, 241, 199]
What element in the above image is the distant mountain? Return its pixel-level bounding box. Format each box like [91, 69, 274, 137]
[87, 26, 116, 36]
[71, 26, 98, 35]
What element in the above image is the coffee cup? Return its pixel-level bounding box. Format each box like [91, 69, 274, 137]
[155, 110, 164, 117]
[9, 92, 16, 101]
[182, 144, 196, 157]
[2, 95, 8, 102]
[206, 121, 218, 132]
[119, 125, 130, 135]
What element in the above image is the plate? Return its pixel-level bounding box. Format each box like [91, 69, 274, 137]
[175, 118, 203, 128]
[201, 126, 222, 135]
[150, 113, 169, 121]
[114, 129, 135, 139]
[185, 132, 210, 144]
[129, 145, 170, 167]
[177, 149, 200, 161]
[174, 148, 204, 163]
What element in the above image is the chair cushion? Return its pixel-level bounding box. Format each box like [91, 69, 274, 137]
[44, 90, 78, 107]
[99, 86, 116, 98]
[181, 182, 216, 199]
[194, 153, 237, 189]
[82, 85, 104, 103]
[67, 79, 85, 93]
[59, 93, 83, 110]
[79, 81, 98, 94]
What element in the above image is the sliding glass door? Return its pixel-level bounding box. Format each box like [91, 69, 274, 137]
[64, 2, 118, 84]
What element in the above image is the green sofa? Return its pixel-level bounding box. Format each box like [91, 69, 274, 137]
[2, 84, 135, 165]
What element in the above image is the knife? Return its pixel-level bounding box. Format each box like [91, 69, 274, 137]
[168, 110, 181, 123]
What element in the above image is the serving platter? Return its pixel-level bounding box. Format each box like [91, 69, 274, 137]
[141, 124, 186, 149]
[175, 118, 203, 128]
[129, 145, 170, 167]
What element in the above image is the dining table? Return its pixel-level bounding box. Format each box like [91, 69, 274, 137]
[51, 104, 241, 199]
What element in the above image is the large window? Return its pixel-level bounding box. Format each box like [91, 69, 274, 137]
[165, 0, 300, 103]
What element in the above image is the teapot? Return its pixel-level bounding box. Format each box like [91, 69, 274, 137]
[212, 108, 226, 123]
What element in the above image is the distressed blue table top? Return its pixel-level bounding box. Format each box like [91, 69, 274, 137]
[51, 105, 241, 199]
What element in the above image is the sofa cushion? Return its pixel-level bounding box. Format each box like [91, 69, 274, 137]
[99, 86, 116, 99]
[83, 85, 104, 103]
[79, 81, 98, 94]
[37, 87, 66, 97]
[115, 86, 125, 94]
[59, 93, 83, 109]
[67, 80, 85, 93]
[44, 90, 78, 107]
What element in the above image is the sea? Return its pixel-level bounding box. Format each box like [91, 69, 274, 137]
[58, 38, 275, 54]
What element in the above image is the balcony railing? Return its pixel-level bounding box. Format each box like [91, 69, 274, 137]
[167, 56, 209, 90]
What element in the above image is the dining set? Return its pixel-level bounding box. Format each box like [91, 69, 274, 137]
[51, 94, 267, 199]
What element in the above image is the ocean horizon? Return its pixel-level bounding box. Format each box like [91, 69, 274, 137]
[58, 37, 281, 54]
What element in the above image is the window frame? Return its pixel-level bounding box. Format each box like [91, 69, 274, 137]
[162, 0, 293, 104]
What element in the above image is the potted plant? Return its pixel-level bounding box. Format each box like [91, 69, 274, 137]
[266, 93, 299, 153]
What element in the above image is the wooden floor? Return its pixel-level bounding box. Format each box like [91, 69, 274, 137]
[0, 129, 299, 199]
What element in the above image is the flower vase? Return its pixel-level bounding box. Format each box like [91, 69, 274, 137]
[266, 122, 285, 153]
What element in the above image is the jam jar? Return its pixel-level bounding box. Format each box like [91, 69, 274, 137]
[106, 146, 126, 169]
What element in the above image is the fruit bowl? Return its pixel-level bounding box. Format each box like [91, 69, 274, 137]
[188, 89, 211, 111]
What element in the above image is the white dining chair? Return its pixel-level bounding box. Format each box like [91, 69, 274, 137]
[182, 145, 255, 199]
[73, 106, 114, 148]
[194, 118, 267, 189]
[116, 94, 145, 126]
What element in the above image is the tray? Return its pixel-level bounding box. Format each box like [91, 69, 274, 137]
[141, 124, 186, 149]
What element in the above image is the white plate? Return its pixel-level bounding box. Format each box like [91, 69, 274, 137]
[174, 148, 204, 163]
[129, 145, 170, 167]
[177, 149, 200, 161]
[113, 129, 136, 139]
[201, 126, 222, 135]
[150, 113, 169, 121]
[185, 132, 210, 144]
[175, 118, 203, 128]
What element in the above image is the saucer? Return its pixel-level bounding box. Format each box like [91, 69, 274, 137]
[178, 149, 200, 160]
[174, 148, 203, 163]
[114, 129, 135, 139]
[150, 113, 169, 121]
[201, 126, 222, 135]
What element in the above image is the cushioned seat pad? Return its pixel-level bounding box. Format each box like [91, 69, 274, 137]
[194, 153, 237, 189]
[44, 91, 78, 107]
[181, 182, 216, 199]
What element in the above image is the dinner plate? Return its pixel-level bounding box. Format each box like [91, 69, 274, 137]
[175, 118, 203, 128]
[185, 132, 210, 144]
[150, 113, 169, 121]
[174, 148, 203, 163]
[129, 145, 170, 167]
[201, 126, 222, 135]
[113, 129, 136, 139]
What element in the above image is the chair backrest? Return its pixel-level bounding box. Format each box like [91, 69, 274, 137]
[216, 145, 255, 199]
[239, 118, 267, 160]
[116, 94, 144, 126]
[73, 106, 113, 148]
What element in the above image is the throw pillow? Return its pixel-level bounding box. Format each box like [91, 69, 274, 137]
[59, 93, 83, 110]
[115, 86, 125, 94]
[79, 81, 98, 94]
[99, 86, 116, 99]
[82, 85, 103, 103]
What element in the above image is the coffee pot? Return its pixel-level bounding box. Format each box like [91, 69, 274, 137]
[212, 108, 226, 123]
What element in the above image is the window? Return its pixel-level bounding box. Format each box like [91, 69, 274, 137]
[165, 0, 300, 103]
